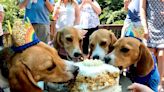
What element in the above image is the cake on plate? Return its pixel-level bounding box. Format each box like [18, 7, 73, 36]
[71, 59, 121, 92]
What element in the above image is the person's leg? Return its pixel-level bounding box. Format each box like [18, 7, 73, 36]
[121, 23, 127, 38]
[33, 24, 50, 44]
[50, 21, 56, 41]
[82, 29, 90, 55]
[121, 21, 131, 38]
[82, 27, 98, 56]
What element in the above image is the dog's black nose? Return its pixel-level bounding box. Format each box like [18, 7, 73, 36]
[74, 52, 82, 57]
[93, 55, 100, 59]
[104, 56, 111, 64]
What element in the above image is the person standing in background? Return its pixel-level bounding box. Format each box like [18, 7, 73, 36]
[140, 0, 164, 92]
[0, 4, 4, 49]
[79, 0, 101, 58]
[121, 0, 143, 39]
[19, 0, 54, 43]
[53, 0, 80, 31]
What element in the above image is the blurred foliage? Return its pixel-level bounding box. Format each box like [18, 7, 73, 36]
[0, 0, 126, 32]
[0, 0, 24, 32]
[98, 0, 126, 24]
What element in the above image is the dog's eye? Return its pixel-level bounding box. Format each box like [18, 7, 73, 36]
[100, 41, 107, 46]
[120, 48, 129, 53]
[47, 63, 56, 71]
[66, 37, 73, 42]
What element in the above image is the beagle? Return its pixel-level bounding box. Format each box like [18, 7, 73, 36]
[0, 20, 79, 92]
[54, 26, 83, 61]
[104, 37, 160, 92]
[89, 29, 117, 60]
[2, 42, 78, 92]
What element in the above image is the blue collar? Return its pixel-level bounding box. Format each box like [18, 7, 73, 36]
[125, 36, 142, 42]
[11, 39, 40, 52]
[133, 53, 157, 84]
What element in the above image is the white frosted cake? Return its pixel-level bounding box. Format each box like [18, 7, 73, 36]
[71, 59, 121, 92]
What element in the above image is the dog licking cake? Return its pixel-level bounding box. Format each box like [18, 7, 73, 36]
[71, 59, 121, 92]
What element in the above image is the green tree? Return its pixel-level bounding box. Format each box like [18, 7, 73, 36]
[0, 0, 24, 32]
[0, 0, 126, 31]
[98, 0, 126, 24]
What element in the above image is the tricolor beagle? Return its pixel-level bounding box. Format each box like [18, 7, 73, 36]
[104, 37, 160, 92]
[54, 27, 83, 62]
[0, 20, 79, 92]
[0, 42, 78, 92]
[89, 29, 117, 60]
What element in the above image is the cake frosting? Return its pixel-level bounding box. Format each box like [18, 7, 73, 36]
[71, 59, 121, 92]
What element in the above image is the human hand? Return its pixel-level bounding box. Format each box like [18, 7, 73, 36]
[124, 0, 131, 11]
[128, 83, 154, 92]
[56, 6, 60, 13]
[53, 6, 60, 20]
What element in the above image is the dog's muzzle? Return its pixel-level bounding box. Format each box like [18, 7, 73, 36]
[74, 52, 82, 58]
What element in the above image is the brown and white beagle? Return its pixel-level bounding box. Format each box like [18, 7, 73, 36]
[5, 42, 79, 92]
[104, 37, 160, 92]
[0, 20, 79, 92]
[54, 26, 83, 61]
[89, 29, 117, 60]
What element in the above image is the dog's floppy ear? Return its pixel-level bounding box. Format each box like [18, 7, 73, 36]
[54, 31, 63, 49]
[136, 43, 154, 76]
[108, 31, 117, 53]
[9, 62, 41, 92]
